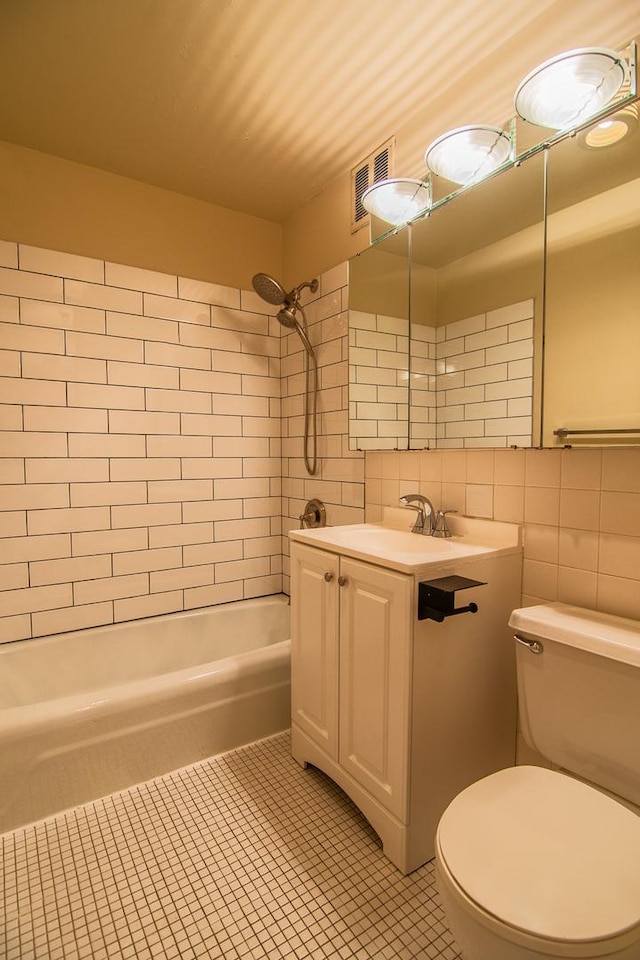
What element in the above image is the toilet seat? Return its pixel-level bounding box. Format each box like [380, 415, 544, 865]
[437, 766, 640, 953]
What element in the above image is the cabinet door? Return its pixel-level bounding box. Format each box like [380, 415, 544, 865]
[338, 557, 412, 821]
[290, 542, 339, 758]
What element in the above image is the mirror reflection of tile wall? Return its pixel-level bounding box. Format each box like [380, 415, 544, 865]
[433, 298, 533, 449]
[349, 299, 534, 451]
[348, 310, 409, 450]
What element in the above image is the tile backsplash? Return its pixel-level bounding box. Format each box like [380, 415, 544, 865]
[365, 447, 640, 620]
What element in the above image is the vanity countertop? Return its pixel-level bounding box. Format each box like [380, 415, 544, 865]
[289, 510, 522, 575]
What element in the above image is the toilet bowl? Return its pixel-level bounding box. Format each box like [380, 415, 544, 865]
[435, 603, 640, 960]
[436, 764, 640, 959]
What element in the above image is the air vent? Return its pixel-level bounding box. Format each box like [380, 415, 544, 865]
[351, 138, 394, 232]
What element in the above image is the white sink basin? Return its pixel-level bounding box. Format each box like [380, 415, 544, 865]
[289, 512, 521, 573]
[325, 525, 468, 554]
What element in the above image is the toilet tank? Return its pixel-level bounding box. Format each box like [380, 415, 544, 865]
[509, 603, 640, 809]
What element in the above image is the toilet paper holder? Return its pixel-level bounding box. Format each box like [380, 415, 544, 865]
[417, 575, 486, 622]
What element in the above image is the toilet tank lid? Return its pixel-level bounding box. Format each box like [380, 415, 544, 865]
[437, 766, 640, 943]
[509, 602, 640, 667]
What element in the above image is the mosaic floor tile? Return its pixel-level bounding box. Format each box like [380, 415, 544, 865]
[1, 732, 461, 959]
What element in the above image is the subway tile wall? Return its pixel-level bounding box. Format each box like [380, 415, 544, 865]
[281, 261, 365, 593]
[365, 447, 640, 620]
[0, 244, 365, 641]
[0, 241, 286, 643]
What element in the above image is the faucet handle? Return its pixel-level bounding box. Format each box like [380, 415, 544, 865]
[432, 509, 457, 538]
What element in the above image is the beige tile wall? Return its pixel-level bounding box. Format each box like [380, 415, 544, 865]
[365, 447, 640, 620]
[0, 241, 284, 642]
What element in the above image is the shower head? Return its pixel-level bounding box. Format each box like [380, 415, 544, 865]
[276, 304, 299, 330]
[252, 273, 288, 306]
[252, 271, 318, 357]
[252, 273, 319, 308]
[279, 309, 315, 356]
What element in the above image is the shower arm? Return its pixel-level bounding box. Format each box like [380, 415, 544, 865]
[292, 278, 319, 300]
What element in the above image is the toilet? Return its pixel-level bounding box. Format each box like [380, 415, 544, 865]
[435, 602, 640, 960]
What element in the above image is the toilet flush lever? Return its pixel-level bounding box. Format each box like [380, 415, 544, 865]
[514, 634, 544, 655]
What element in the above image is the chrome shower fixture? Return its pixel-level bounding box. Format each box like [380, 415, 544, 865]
[252, 272, 319, 309]
[251, 272, 320, 476]
[251, 272, 318, 355]
[252, 272, 287, 306]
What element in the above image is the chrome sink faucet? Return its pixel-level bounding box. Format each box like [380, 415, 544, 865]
[399, 493, 436, 535]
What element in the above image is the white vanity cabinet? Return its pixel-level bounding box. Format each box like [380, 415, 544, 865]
[289, 517, 522, 874]
[290, 542, 412, 822]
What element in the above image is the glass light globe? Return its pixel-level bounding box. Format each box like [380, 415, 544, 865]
[424, 126, 512, 186]
[361, 178, 431, 226]
[515, 47, 627, 130]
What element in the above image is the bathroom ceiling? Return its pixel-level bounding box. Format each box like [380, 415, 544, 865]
[0, 0, 638, 224]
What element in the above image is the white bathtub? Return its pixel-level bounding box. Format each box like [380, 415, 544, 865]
[0, 595, 291, 833]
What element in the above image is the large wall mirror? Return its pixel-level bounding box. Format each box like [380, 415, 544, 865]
[543, 109, 640, 445]
[349, 79, 640, 450]
[408, 151, 545, 449]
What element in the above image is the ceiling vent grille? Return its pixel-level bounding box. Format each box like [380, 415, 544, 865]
[351, 137, 394, 232]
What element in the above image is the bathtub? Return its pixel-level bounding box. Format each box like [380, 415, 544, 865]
[0, 595, 291, 833]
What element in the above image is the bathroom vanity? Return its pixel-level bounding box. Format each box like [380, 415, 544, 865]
[289, 512, 522, 873]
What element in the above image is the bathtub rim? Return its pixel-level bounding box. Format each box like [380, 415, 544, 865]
[0, 638, 291, 736]
[0, 591, 291, 650]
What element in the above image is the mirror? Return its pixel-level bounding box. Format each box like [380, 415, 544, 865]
[542, 107, 640, 445]
[349, 151, 545, 449]
[348, 229, 410, 450]
[408, 150, 545, 448]
[349, 78, 639, 449]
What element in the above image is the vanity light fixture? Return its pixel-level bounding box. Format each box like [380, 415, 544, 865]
[361, 177, 431, 226]
[424, 125, 512, 186]
[515, 46, 628, 131]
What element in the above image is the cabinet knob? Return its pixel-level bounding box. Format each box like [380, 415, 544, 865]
[324, 572, 334, 582]
[338, 575, 348, 586]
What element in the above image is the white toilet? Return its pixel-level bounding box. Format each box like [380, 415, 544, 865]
[435, 602, 640, 960]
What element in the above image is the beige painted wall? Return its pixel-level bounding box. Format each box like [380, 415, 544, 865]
[543, 223, 640, 445]
[0, 141, 282, 290]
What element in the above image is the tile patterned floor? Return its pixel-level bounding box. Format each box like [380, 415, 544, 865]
[0, 732, 462, 960]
